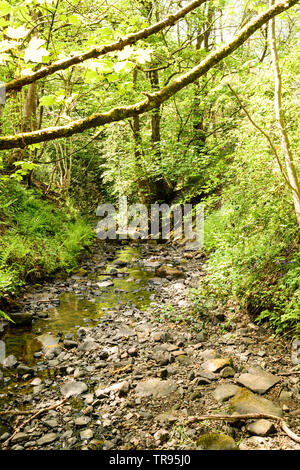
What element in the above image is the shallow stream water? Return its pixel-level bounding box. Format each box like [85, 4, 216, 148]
[1, 245, 153, 367]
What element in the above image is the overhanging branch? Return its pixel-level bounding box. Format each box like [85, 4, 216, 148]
[0, 0, 298, 151]
[4, 0, 208, 94]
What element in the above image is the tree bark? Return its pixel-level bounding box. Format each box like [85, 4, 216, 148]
[269, 0, 300, 227]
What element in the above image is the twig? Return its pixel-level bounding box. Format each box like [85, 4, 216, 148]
[277, 371, 300, 376]
[186, 412, 300, 444]
[1, 398, 68, 447]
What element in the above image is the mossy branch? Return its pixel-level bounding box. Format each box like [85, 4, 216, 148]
[0, 0, 298, 150]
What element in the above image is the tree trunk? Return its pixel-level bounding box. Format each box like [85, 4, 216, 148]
[269, 0, 300, 227]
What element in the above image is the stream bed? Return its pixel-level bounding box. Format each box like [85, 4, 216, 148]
[0, 243, 154, 395]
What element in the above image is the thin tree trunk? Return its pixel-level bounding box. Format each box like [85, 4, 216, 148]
[269, 0, 300, 227]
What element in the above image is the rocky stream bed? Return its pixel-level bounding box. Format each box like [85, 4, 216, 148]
[0, 239, 299, 451]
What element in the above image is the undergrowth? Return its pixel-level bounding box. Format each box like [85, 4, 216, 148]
[0, 181, 94, 306]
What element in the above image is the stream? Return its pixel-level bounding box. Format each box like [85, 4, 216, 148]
[0, 244, 153, 367]
[0, 240, 299, 451]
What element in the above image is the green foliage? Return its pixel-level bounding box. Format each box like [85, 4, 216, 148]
[0, 181, 94, 299]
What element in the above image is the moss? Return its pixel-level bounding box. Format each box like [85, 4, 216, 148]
[196, 432, 239, 450]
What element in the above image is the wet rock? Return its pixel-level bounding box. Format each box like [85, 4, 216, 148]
[3, 354, 18, 369]
[7, 312, 32, 326]
[156, 266, 185, 279]
[63, 340, 78, 349]
[37, 334, 60, 349]
[236, 368, 280, 394]
[230, 388, 283, 417]
[16, 364, 34, 376]
[197, 432, 238, 450]
[60, 381, 88, 397]
[246, 419, 276, 437]
[213, 384, 240, 402]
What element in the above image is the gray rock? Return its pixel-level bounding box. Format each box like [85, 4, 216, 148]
[236, 368, 280, 394]
[11, 432, 28, 443]
[60, 381, 88, 397]
[98, 350, 109, 360]
[97, 280, 114, 288]
[78, 340, 99, 352]
[135, 378, 178, 398]
[117, 324, 137, 337]
[214, 384, 240, 402]
[37, 334, 60, 348]
[198, 370, 217, 381]
[246, 419, 276, 437]
[80, 429, 93, 440]
[36, 433, 58, 446]
[74, 416, 91, 427]
[220, 366, 236, 378]
[43, 419, 58, 429]
[95, 380, 130, 398]
[30, 378, 42, 386]
[203, 357, 233, 373]
[17, 364, 34, 376]
[230, 388, 283, 417]
[3, 354, 18, 369]
[291, 351, 300, 366]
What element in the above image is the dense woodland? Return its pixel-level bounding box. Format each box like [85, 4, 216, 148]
[0, 0, 299, 337]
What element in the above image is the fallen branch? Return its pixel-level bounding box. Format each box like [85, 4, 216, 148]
[1, 398, 68, 448]
[186, 412, 300, 444]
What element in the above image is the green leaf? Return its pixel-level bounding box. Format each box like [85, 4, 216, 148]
[0, 309, 15, 322]
[0, 0, 11, 16]
[24, 37, 49, 63]
[6, 25, 29, 39]
[39, 94, 57, 106]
